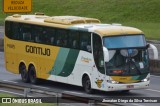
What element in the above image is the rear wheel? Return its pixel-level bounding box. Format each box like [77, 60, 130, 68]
[19, 64, 29, 83]
[83, 76, 93, 94]
[29, 66, 38, 84]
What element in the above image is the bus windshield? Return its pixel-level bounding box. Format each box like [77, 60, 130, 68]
[103, 35, 149, 76]
[103, 35, 146, 49]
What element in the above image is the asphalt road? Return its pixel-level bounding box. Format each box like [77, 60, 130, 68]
[0, 52, 160, 106]
[0, 26, 4, 38]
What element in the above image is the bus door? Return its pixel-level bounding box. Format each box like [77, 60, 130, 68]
[92, 33, 106, 89]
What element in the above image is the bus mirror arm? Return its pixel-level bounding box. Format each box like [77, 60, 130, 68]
[146, 44, 150, 49]
[103, 47, 109, 62]
[148, 43, 159, 60]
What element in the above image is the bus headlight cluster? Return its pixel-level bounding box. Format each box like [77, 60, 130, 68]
[108, 80, 119, 84]
[141, 78, 150, 82]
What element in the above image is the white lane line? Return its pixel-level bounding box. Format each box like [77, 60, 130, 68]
[145, 89, 160, 93]
[0, 89, 32, 97]
[32, 85, 49, 89]
[150, 75, 160, 78]
[132, 103, 144, 106]
[64, 91, 84, 95]
[3, 80, 18, 83]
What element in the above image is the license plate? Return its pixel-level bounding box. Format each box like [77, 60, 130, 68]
[127, 85, 134, 89]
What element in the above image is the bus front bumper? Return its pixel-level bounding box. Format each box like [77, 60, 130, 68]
[106, 81, 150, 91]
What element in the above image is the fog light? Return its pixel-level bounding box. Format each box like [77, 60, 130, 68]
[108, 80, 119, 84]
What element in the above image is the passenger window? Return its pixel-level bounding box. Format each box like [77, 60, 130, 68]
[12, 22, 20, 40]
[45, 28, 56, 45]
[56, 29, 68, 47]
[5, 21, 20, 40]
[5, 21, 11, 38]
[68, 31, 79, 49]
[32, 26, 43, 43]
[79, 32, 91, 52]
[21, 24, 32, 41]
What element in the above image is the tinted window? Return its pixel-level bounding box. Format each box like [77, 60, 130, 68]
[5, 21, 92, 53]
[5, 21, 20, 39]
[56, 29, 68, 47]
[68, 31, 79, 49]
[79, 32, 91, 52]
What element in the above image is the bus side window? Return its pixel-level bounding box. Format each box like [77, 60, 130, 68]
[21, 24, 32, 41]
[23, 32, 31, 41]
[68, 31, 79, 49]
[79, 32, 91, 52]
[5, 21, 13, 39]
[12, 22, 20, 40]
[32, 26, 43, 43]
[46, 28, 56, 45]
[6, 21, 20, 40]
[56, 29, 68, 47]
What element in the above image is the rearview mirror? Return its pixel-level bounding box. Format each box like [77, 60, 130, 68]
[103, 47, 109, 62]
[148, 43, 158, 59]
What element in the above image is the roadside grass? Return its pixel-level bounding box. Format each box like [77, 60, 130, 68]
[0, 93, 55, 106]
[0, 0, 160, 39]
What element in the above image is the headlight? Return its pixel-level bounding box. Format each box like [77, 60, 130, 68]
[108, 80, 119, 84]
[141, 78, 150, 82]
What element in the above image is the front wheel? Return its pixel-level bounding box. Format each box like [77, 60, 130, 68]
[83, 76, 93, 94]
[29, 66, 39, 84]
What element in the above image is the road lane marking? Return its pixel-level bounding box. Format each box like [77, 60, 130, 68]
[0, 89, 32, 97]
[64, 91, 84, 95]
[146, 89, 160, 93]
[61, 103, 76, 106]
[3, 80, 18, 83]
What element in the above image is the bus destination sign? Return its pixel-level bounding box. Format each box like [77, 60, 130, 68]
[3, 0, 32, 13]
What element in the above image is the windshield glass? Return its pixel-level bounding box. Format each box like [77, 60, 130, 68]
[103, 35, 146, 49]
[103, 35, 149, 76]
[105, 49, 149, 76]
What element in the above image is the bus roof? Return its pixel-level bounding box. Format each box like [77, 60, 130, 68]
[5, 14, 144, 36]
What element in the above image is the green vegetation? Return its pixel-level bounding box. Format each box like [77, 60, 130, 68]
[0, 0, 160, 39]
[0, 93, 55, 106]
[0, 93, 15, 97]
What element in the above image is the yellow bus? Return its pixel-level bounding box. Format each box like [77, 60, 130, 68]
[4, 13, 158, 93]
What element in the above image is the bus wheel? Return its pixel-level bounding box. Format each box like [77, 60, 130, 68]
[29, 66, 38, 84]
[83, 76, 93, 94]
[19, 64, 29, 83]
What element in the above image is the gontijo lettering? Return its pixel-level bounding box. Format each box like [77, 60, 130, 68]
[26, 45, 50, 56]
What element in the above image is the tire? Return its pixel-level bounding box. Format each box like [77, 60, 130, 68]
[28, 66, 38, 84]
[19, 64, 29, 83]
[83, 76, 93, 94]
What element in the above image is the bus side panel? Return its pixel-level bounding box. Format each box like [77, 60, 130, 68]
[68, 51, 93, 86]
[5, 38, 19, 74]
